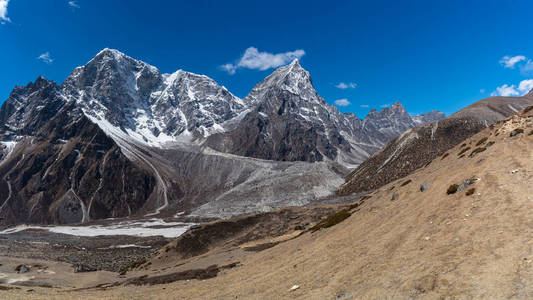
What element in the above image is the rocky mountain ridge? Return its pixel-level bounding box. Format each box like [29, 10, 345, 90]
[0, 49, 443, 224]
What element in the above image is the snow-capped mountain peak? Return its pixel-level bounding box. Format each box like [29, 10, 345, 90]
[59, 49, 248, 146]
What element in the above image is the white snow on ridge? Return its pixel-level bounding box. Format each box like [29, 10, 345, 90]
[0, 219, 195, 238]
[0, 141, 17, 164]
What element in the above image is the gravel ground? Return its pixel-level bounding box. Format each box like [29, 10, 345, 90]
[0, 229, 169, 272]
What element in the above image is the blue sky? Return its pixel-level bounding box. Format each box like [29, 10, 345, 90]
[1, 0, 533, 117]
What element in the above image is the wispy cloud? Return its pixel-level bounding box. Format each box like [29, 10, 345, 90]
[480, 89, 486, 93]
[334, 98, 351, 107]
[499, 55, 527, 69]
[380, 104, 390, 108]
[498, 55, 533, 75]
[68, 1, 80, 9]
[522, 60, 533, 74]
[360, 104, 369, 108]
[491, 79, 533, 97]
[335, 82, 357, 89]
[0, 0, 10, 24]
[37, 52, 54, 64]
[221, 47, 305, 75]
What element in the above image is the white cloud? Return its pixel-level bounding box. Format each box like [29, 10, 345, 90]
[380, 104, 390, 108]
[518, 79, 533, 95]
[68, 1, 80, 8]
[360, 104, 369, 108]
[334, 98, 351, 107]
[220, 63, 236, 75]
[491, 79, 533, 97]
[37, 52, 54, 64]
[500, 55, 527, 69]
[335, 82, 357, 89]
[0, 0, 10, 23]
[221, 47, 305, 74]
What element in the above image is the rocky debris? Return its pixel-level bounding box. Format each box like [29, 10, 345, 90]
[420, 182, 431, 192]
[391, 193, 399, 201]
[458, 178, 478, 192]
[447, 177, 478, 195]
[73, 263, 97, 273]
[15, 264, 30, 273]
[510, 128, 524, 137]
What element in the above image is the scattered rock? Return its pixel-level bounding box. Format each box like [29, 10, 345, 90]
[336, 291, 353, 299]
[391, 193, 399, 201]
[476, 137, 488, 146]
[469, 147, 486, 158]
[465, 188, 476, 196]
[401, 179, 412, 187]
[294, 224, 305, 231]
[414, 274, 437, 293]
[15, 264, 30, 274]
[447, 184, 459, 195]
[420, 182, 431, 192]
[73, 263, 97, 273]
[485, 141, 495, 147]
[290, 285, 300, 291]
[457, 177, 478, 192]
[511, 169, 519, 174]
[510, 128, 524, 137]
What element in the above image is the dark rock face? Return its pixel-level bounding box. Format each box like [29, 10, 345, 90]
[0, 78, 156, 225]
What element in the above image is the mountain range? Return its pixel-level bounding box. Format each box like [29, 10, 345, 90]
[0, 49, 443, 225]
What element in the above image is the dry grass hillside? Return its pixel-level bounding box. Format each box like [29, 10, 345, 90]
[4, 106, 533, 299]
